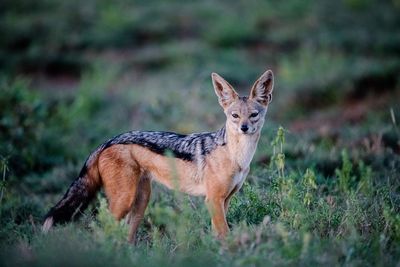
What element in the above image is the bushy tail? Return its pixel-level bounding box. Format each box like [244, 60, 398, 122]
[42, 148, 103, 232]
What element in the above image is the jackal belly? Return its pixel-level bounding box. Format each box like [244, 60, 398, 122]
[148, 168, 206, 196]
[127, 144, 207, 196]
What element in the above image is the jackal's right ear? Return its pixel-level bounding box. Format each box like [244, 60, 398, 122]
[212, 73, 239, 109]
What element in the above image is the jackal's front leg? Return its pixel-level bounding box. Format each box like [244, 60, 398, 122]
[205, 196, 229, 239]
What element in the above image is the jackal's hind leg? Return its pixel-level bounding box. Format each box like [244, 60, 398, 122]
[99, 147, 142, 221]
[128, 174, 152, 244]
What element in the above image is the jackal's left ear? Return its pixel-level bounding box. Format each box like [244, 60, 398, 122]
[212, 72, 239, 109]
[250, 70, 274, 106]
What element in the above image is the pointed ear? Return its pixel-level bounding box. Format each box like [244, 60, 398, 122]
[249, 70, 274, 106]
[211, 72, 239, 109]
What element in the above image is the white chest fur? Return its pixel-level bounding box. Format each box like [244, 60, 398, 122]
[231, 135, 258, 169]
[228, 134, 258, 189]
[232, 168, 249, 188]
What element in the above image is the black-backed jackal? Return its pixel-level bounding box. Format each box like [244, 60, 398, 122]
[43, 70, 274, 242]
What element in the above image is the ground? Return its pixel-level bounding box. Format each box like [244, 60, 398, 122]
[0, 0, 399, 266]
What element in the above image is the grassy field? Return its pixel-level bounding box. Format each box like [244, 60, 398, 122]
[1, 0, 400, 266]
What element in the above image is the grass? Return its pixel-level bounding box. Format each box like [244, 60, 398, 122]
[1, 0, 400, 266]
[0, 93, 399, 265]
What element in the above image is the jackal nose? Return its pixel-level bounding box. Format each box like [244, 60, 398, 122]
[241, 125, 249, 133]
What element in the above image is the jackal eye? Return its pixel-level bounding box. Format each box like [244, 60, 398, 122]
[231, 113, 239, 118]
[250, 112, 259, 118]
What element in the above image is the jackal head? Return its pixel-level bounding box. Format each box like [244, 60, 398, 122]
[212, 70, 274, 135]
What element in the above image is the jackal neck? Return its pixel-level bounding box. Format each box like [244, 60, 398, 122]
[225, 125, 260, 169]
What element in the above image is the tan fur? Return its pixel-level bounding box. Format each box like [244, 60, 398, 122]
[37, 71, 273, 242]
[67, 70, 273, 242]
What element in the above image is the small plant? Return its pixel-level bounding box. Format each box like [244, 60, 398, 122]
[90, 197, 129, 246]
[383, 205, 400, 242]
[228, 182, 269, 225]
[271, 126, 287, 179]
[270, 127, 305, 229]
[335, 150, 355, 194]
[357, 161, 373, 196]
[302, 168, 317, 207]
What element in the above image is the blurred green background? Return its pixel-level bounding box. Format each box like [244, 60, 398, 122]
[0, 0, 399, 266]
